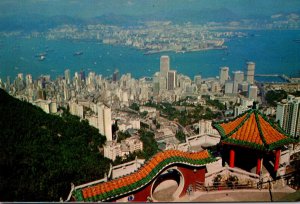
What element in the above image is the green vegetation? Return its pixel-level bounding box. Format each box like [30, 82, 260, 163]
[205, 98, 226, 110]
[113, 151, 144, 166]
[138, 129, 159, 160]
[144, 101, 222, 126]
[265, 90, 300, 107]
[140, 111, 148, 117]
[0, 89, 111, 201]
[129, 102, 140, 112]
[116, 131, 131, 142]
[175, 130, 186, 143]
[265, 90, 287, 106]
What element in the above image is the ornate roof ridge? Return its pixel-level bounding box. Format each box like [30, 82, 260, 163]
[213, 109, 296, 151]
[72, 149, 215, 202]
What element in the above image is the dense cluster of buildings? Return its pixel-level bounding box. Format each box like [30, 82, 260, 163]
[276, 95, 300, 137]
[1, 55, 299, 163]
[45, 22, 231, 53]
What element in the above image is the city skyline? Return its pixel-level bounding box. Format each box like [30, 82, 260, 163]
[1, 1, 300, 202]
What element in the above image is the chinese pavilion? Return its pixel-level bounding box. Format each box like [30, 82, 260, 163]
[213, 108, 296, 176]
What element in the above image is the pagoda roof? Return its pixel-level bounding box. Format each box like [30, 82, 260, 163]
[213, 109, 296, 151]
[72, 150, 215, 202]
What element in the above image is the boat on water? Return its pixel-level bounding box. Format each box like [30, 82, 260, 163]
[35, 52, 47, 58]
[73, 51, 83, 56]
[39, 55, 46, 61]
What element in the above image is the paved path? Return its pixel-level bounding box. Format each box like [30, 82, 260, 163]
[175, 187, 296, 202]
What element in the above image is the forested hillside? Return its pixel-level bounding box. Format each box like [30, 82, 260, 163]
[0, 89, 111, 201]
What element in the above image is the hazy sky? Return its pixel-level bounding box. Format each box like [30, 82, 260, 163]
[0, 0, 299, 18]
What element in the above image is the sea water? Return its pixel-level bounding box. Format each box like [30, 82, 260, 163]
[0, 29, 299, 80]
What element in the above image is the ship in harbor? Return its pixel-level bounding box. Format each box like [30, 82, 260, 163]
[39, 55, 46, 61]
[35, 52, 47, 61]
[73, 51, 83, 56]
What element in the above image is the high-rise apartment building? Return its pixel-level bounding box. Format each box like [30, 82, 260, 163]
[246, 62, 255, 84]
[64, 69, 71, 84]
[113, 69, 119, 82]
[25, 74, 33, 86]
[98, 104, 112, 141]
[276, 95, 300, 137]
[248, 85, 258, 101]
[159, 75, 167, 91]
[152, 73, 160, 95]
[167, 70, 176, 90]
[160, 55, 170, 77]
[224, 81, 233, 94]
[233, 70, 244, 84]
[219, 67, 229, 85]
[194, 75, 202, 85]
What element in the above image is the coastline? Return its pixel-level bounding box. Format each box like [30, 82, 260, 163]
[143, 46, 228, 55]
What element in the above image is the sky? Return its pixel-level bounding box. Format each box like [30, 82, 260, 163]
[0, 0, 299, 18]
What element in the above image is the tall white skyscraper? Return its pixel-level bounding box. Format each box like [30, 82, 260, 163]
[152, 72, 160, 95]
[98, 104, 112, 141]
[65, 69, 71, 84]
[219, 67, 229, 85]
[248, 85, 258, 101]
[159, 75, 167, 91]
[246, 62, 255, 84]
[194, 75, 202, 85]
[233, 70, 244, 84]
[276, 95, 300, 137]
[25, 74, 33, 86]
[224, 81, 234, 94]
[160, 55, 170, 77]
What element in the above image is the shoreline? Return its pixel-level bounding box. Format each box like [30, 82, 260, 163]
[143, 46, 227, 55]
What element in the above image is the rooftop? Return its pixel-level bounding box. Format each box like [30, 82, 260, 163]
[72, 149, 215, 202]
[213, 109, 296, 151]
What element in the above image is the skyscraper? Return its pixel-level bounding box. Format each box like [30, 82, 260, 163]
[112, 69, 119, 82]
[194, 75, 202, 85]
[167, 70, 176, 90]
[160, 55, 170, 77]
[248, 85, 258, 101]
[65, 69, 71, 84]
[80, 70, 86, 82]
[159, 75, 167, 91]
[219, 67, 229, 85]
[246, 62, 255, 84]
[224, 81, 233, 94]
[98, 104, 113, 141]
[276, 95, 300, 137]
[152, 73, 160, 95]
[233, 70, 244, 84]
[25, 74, 33, 86]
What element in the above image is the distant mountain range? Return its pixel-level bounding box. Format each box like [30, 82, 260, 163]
[0, 8, 299, 32]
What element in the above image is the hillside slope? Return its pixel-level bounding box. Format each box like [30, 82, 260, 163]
[0, 89, 110, 201]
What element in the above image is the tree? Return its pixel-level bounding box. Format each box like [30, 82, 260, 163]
[139, 129, 158, 160]
[117, 131, 131, 142]
[0, 89, 111, 201]
[175, 130, 186, 143]
[129, 102, 140, 111]
[265, 90, 287, 106]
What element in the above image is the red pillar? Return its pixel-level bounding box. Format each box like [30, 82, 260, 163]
[229, 149, 235, 168]
[274, 149, 280, 172]
[256, 157, 261, 175]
